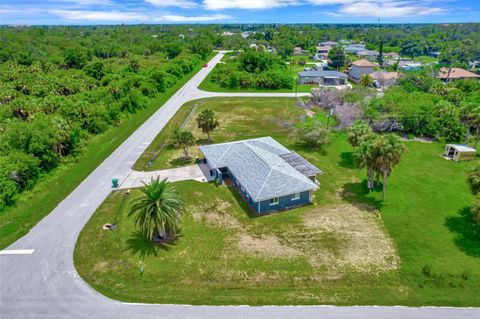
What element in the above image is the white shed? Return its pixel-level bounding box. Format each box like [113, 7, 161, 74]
[444, 144, 477, 161]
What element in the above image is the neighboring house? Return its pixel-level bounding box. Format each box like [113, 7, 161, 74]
[320, 41, 339, 47]
[437, 67, 480, 82]
[315, 45, 332, 59]
[371, 71, 400, 87]
[344, 43, 366, 54]
[349, 59, 378, 81]
[200, 137, 321, 214]
[384, 52, 400, 60]
[428, 51, 441, 58]
[399, 60, 422, 71]
[298, 70, 348, 86]
[294, 46, 303, 55]
[356, 50, 379, 61]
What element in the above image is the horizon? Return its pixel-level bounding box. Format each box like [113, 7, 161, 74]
[1, 0, 480, 25]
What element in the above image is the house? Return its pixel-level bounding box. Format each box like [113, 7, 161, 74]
[298, 70, 348, 86]
[428, 51, 441, 58]
[356, 50, 379, 61]
[315, 45, 332, 59]
[399, 60, 422, 71]
[384, 52, 400, 60]
[320, 41, 339, 47]
[294, 46, 303, 55]
[371, 71, 400, 87]
[344, 43, 366, 54]
[444, 144, 477, 161]
[437, 68, 480, 82]
[200, 137, 321, 214]
[349, 59, 378, 81]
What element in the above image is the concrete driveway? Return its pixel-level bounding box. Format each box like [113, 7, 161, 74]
[119, 163, 213, 189]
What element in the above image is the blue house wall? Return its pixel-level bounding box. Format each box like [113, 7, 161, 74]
[206, 159, 313, 214]
[257, 191, 311, 214]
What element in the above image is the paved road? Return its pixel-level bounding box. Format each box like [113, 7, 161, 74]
[0, 52, 478, 319]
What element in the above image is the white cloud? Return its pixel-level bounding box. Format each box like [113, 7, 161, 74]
[203, 0, 299, 10]
[159, 14, 232, 22]
[334, 1, 444, 18]
[60, 0, 114, 5]
[145, 0, 198, 9]
[50, 9, 148, 21]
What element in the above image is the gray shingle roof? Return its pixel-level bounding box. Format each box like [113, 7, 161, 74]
[200, 137, 319, 202]
[298, 70, 347, 78]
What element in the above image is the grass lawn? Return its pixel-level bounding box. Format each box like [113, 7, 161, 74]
[0, 55, 212, 250]
[76, 97, 480, 306]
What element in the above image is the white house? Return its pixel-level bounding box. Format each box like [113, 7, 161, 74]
[349, 59, 378, 81]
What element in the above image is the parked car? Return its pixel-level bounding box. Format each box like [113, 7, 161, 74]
[203, 64, 208, 68]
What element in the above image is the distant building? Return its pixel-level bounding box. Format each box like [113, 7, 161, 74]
[384, 52, 400, 60]
[428, 51, 441, 58]
[298, 70, 348, 86]
[320, 41, 339, 47]
[356, 50, 379, 62]
[221, 31, 236, 36]
[315, 45, 332, 59]
[349, 59, 378, 81]
[371, 71, 400, 87]
[344, 44, 366, 54]
[437, 68, 480, 82]
[294, 46, 303, 55]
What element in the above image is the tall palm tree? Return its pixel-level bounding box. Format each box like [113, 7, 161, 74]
[348, 120, 373, 148]
[370, 134, 407, 201]
[460, 103, 480, 147]
[468, 166, 480, 196]
[353, 133, 377, 191]
[196, 109, 219, 141]
[129, 177, 185, 241]
[172, 128, 195, 159]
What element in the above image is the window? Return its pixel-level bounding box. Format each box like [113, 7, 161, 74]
[269, 197, 279, 206]
[292, 193, 300, 201]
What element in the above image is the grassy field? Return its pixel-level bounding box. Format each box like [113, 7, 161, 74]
[0, 56, 212, 250]
[76, 97, 479, 306]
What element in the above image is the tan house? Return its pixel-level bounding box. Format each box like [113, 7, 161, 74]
[371, 71, 400, 87]
[315, 45, 332, 59]
[349, 59, 378, 82]
[444, 144, 477, 161]
[437, 68, 480, 82]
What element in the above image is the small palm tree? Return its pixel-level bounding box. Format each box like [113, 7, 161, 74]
[352, 132, 377, 191]
[196, 109, 219, 141]
[172, 128, 195, 159]
[468, 166, 480, 195]
[129, 177, 185, 241]
[370, 134, 407, 201]
[359, 74, 374, 88]
[348, 120, 373, 148]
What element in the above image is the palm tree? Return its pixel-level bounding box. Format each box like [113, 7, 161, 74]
[348, 120, 373, 148]
[460, 103, 480, 147]
[352, 133, 377, 191]
[172, 128, 195, 159]
[196, 109, 219, 141]
[359, 74, 374, 88]
[370, 134, 407, 201]
[468, 166, 480, 195]
[129, 177, 185, 241]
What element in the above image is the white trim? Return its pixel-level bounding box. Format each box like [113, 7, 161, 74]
[292, 192, 300, 201]
[269, 197, 279, 206]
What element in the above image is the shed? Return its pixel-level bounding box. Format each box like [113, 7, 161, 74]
[444, 144, 477, 161]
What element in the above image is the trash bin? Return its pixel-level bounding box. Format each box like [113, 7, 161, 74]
[112, 178, 119, 188]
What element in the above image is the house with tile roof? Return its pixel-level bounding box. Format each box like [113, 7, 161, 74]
[349, 59, 378, 82]
[200, 137, 321, 213]
[437, 68, 480, 82]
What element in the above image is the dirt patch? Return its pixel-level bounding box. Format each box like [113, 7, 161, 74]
[191, 200, 242, 230]
[237, 233, 301, 259]
[301, 204, 399, 272]
[93, 261, 109, 273]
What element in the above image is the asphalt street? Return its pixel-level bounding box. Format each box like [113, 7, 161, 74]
[0, 52, 478, 319]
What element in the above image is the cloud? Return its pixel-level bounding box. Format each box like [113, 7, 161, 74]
[333, 1, 445, 18]
[50, 9, 148, 21]
[159, 14, 232, 22]
[203, 0, 299, 10]
[60, 0, 114, 5]
[145, 0, 198, 9]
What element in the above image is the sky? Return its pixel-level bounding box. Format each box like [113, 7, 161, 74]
[1, 0, 479, 25]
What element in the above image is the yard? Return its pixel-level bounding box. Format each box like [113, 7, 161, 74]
[75, 97, 480, 306]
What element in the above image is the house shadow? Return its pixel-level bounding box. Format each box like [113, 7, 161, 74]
[339, 151, 355, 169]
[224, 181, 261, 219]
[445, 207, 480, 258]
[125, 231, 179, 260]
[340, 180, 383, 211]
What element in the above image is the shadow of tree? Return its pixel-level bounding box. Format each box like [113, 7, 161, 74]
[445, 207, 480, 258]
[169, 156, 193, 167]
[340, 180, 383, 211]
[125, 231, 179, 260]
[339, 151, 355, 169]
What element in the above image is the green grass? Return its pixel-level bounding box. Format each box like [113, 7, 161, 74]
[76, 97, 480, 306]
[0, 56, 212, 250]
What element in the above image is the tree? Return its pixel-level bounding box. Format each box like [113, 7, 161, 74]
[468, 166, 480, 196]
[359, 74, 374, 88]
[377, 41, 384, 67]
[297, 121, 331, 151]
[353, 132, 377, 191]
[460, 102, 480, 147]
[171, 128, 195, 159]
[328, 46, 346, 70]
[129, 177, 185, 241]
[370, 134, 407, 201]
[84, 61, 105, 80]
[196, 109, 219, 141]
[471, 197, 480, 224]
[348, 120, 373, 148]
